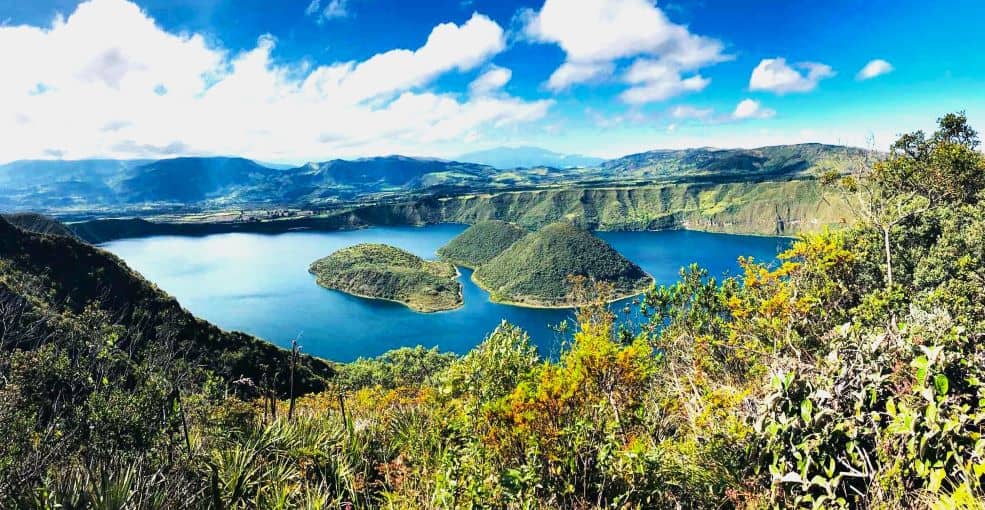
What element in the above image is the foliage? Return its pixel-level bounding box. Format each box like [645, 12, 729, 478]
[336, 345, 456, 390]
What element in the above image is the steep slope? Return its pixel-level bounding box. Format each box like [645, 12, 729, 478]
[345, 179, 852, 236]
[1, 212, 78, 239]
[0, 216, 332, 393]
[473, 222, 652, 307]
[437, 220, 529, 268]
[458, 146, 604, 169]
[309, 244, 462, 312]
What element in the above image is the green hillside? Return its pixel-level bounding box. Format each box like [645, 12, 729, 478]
[437, 220, 529, 268]
[0, 215, 333, 395]
[473, 222, 652, 307]
[309, 244, 462, 312]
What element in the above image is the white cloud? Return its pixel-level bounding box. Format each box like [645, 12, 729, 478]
[305, 0, 350, 21]
[0, 0, 551, 162]
[619, 58, 709, 104]
[671, 105, 713, 119]
[857, 59, 893, 80]
[469, 65, 511, 95]
[523, 0, 728, 101]
[546, 61, 612, 91]
[732, 98, 775, 120]
[749, 58, 834, 94]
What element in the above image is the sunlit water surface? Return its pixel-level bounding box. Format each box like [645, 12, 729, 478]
[102, 225, 788, 361]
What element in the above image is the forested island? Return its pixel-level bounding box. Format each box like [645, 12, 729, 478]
[309, 243, 463, 312]
[466, 222, 652, 307]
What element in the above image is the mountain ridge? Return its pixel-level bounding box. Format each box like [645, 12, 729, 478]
[0, 143, 868, 214]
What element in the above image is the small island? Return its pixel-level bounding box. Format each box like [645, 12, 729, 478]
[472, 222, 653, 308]
[309, 243, 463, 313]
[437, 220, 529, 268]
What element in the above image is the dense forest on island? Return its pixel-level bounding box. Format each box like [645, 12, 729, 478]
[309, 244, 463, 313]
[0, 113, 983, 508]
[471, 222, 653, 307]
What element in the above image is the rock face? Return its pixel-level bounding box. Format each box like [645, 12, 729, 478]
[437, 220, 529, 268]
[472, 222, 653, 308]
[309, 244, 462, 313]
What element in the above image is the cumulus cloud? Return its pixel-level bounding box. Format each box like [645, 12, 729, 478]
[522, 0, 728, 101]
[857, 59, 893, 80]
[469, 65, 511, 95]
[749, 58, 834, 94]
[0, 0, 551, 162]
[732, 98, 775, 120]
[620, 59, 709, 104]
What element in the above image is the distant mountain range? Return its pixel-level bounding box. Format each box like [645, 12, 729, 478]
[457, 146, 605, 169]
[0, 143, 869, 213]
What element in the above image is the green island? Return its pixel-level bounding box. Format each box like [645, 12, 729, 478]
[436, 220, 529, 268]
[470, 222, 653, 307]
[309, 243, 462, 312]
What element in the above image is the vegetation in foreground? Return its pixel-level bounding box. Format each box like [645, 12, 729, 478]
[437, 220, 529, 268]
[0, 113, 983, 508]
[309, 243, 463, 312]
[473, 221, 653, 307]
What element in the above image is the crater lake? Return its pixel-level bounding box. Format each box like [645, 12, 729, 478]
[101, 225, 788, 361]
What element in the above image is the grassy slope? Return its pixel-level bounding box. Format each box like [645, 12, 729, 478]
[309, 244, 462, 313]
[436, 220, 529, 268]
[0, 216, 333, 394]
[473, 222, 652, 307]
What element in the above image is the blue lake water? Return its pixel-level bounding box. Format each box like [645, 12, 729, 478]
[102, 225, 788, 362]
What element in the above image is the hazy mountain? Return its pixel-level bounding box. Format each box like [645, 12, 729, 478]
[0, 144, 867, 212]
[292, 156, 494, 188]
[457, 146, 605, 169]
[117, 157, 279, 203]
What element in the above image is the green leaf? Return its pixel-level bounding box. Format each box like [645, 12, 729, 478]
[933, 374, 949, 396]
[801, 399, 813, 424]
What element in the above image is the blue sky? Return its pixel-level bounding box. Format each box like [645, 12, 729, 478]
[0, 0, 982, 163]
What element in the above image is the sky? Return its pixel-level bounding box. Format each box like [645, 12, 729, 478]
[0, 0, 982, 164]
